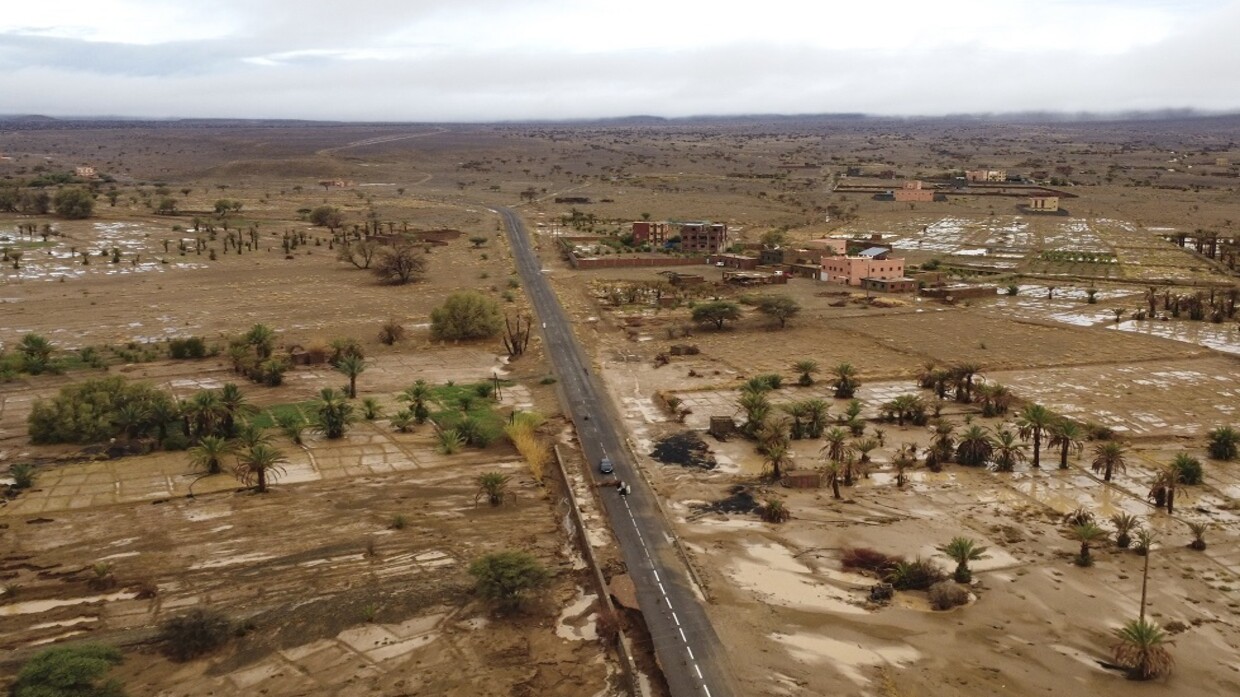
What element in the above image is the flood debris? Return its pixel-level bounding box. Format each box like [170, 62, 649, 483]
[651, 431, 717, 470]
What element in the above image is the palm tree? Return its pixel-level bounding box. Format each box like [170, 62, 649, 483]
[399, 380, 432, 423]
[1112, 618, 1174, 680]
[274, 410, 306, 445]
[113, 402, 151, 440]
[762, 441, 792, 481]
[233, 443, 287, 493]
[926, 421, 955, 472]
[233, 421, 272, 446]
[976, 382, 1013, 417]
[822, 461, 843, 499]
[916, 361, 939, 389]
[476, 472, 511, 506]
[335, 354, 366, 399]
[821, 427, 849, 463]
[17, 333, 54, 374]
[148, 397, 182, 444]
[803, 399, 830, 438]
[793, 360, 819, 387]
[780, 401, 810, 440]
[361, 397, 382, 420]
[1186, 521, 1207, 551]
[1091, 441, 1127, 482]
[938, 537, 989, 583]
[1111, 512, 1140, 549]
[1069, 522, 1108, 566]
[189, 435, 234, 475]
[218, 383, 253, 438]
[1206, 425, 1239, 460]
[1147, 465, 1181, 514]
[390, 410, 415, 433]
[1048, 419, 1086, 470]
[738, 391, 771, 438]
[1169, 452, 1202, 485]
[892, 443, 918, 487]
[245, 323, 276, 360]
[949, 363, 981, 403]
[1016, 403, 1056, 468]
[185, 389, 226, 439]
[831, 363, 860, 399]
[956, 425, 994, 467]
[990, 428, 1025, 472]
[314, 387, 355, 439]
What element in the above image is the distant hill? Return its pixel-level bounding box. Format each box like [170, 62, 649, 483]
[0, 114, 58, 122]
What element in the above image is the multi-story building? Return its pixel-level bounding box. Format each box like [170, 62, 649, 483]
[630, 221, 668, 246]
[679, 222, 728, 254]
[965, 169, 1007, 182]
[820, 247, 906, 286]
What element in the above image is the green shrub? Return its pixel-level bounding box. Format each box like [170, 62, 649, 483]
[13, 643, 124, 697]
[469, 550, 549, 610]
[28, 376, 175, 444]
[885, 557, 946, 591]
[1171, 455, 1203, 485]
[161, 432, 191, 452]
[168, 337, 207, 360]
[430, 291, 503, 341]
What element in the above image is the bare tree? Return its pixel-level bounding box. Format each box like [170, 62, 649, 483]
[337, 239, 380, 269]
[503, 314, 533, 357]
[372, 242, 426, 285]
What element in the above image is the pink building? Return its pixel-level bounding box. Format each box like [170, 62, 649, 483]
[893, 180, 934, 202]
[821, 248, 906, 286]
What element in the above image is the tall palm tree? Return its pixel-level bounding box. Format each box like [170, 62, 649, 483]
[335, 354, 366, 399]
[822, 461, 843, 499]
[831, 363, 860, 399]
[218, 383, 253, 438]
[233, 443, 287, 493]
[793, 360, 819, 387]
[937, 537, 989, 583]
[314, 387, 355, 439]
[1069, 522, 1108, 566]
[189, 435, 233, 475]
[990, 428, 1026, 472]
[1016, 403, 1056, 468]
[976, 382, 1012, 417]
[821, 427, 849, 463]
[1091, 441, 1127, 482]
[1112, 619, 1174, 680]
[957, 425, 994, 467]
[1048, 419, 1086, 470]
[476, 472, 512, 506]
[148, 397, 182, 444]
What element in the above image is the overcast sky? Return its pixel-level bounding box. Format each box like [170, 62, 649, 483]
[2, 0, 1238, 121]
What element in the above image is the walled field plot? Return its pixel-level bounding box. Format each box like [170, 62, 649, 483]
[987, 356, 1240, 438]
[826, 310, 1201, 371]
[982, 284, 1143, 327]
[1113, 318, 1240, 356]
[1, 449, 611, 697]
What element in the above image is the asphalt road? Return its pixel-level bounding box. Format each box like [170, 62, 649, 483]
[497, 207, 737, 697]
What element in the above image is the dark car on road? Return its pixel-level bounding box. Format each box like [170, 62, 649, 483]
[599, 457, 614, 475]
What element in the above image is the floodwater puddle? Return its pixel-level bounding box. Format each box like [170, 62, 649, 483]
[728, 542, 867, 614]
[0, 591, 139, 617]
[555, 587, 599, 641]
[770, 630, 920, 684]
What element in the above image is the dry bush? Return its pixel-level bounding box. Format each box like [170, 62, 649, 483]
[841, 547, 904, 575]
[505, 417, 549, 483]
[928, 581, 971, 610]
[303, 339, 330, 365]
